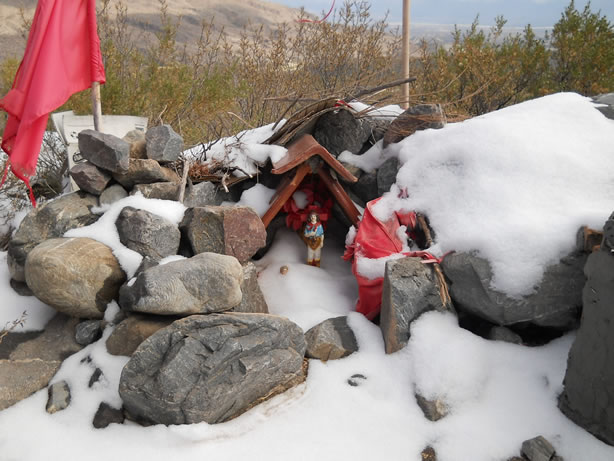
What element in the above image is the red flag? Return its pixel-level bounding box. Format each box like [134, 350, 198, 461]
[0, 0, 106, 205]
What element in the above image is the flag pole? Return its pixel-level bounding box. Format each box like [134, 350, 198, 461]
[401, 0, 411, 110]
[91, 81, 103, 132]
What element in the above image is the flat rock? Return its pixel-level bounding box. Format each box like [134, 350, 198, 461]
[146, 124, 183, 163]
[93, 402, 125, 428]
[0, 314, 81, 411]
[69, 161, 112, 195]
[180, 206, 266, 263]
[441, 251, 585, 328]
[46, 380, 71, 414]
[230, 262, 269, 314]
[380, 257, 452, 354]
[7, 192, 99, 282]
[118, 252, 243, 316]
[78, 129, 130, 173]
[131, 182, 180, 200]
[105, 314, 176, 356]
[99, 184, 128, 206]
[25, 237, 126, 319]
[521, 436, 556, 461]
[115, 207, 181, 260]
[112, 159, 180, 189]
[305, 316, 358, 360]
[119, 313, 307, 425]
[558, 226, 614, 445]
[75, 320, 103, 346]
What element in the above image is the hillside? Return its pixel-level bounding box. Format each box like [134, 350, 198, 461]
[0, 0, 307, 62]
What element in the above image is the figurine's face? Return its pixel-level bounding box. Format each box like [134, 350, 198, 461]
[310, 214, 317, 224]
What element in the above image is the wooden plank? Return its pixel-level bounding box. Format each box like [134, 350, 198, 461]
[261, 163, 311, 228]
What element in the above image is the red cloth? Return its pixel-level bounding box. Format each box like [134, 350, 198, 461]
[0, 0, 105, 204]
[344, 198, 441, 320]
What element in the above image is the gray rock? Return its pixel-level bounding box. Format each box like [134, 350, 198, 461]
[69, 161, 112, 195]
[184, 181, 229, 207]
[558, 228, 614, 445]
[313, 108, 372, 156]
[488, 326, 523, 345]
[421, 446, 437, 461]
[377, 157, 399, 196]
[112, 159, 180, 189]
[118, 252, 243, 316]
[123, 129, 147, 160]
[441, 251, 585, 328]
[230, 262, 269, 314]
[78, 129, 130, 173]
[305, 316, 358, 360]
[115, 207, 181, 260]
[119, 313, 307, 425]
[383, 104, 446, 147]
[131, 182, 180, 200]
[350, 171, 379, 204]
[521, 436, 556, 461]
[46, 380, 71, 414]
[0, 314, 82, 410]
[75, 320, 103, 346]
[99, 184, 128, 206]
[593, 93, 614, 120]
[7, 192, 99, 282]
[9, 279, 33, 296]
[415, 393, 448, 422]
[25, 237, 126, 319]
[146, 124, 183, 163]
[93, 402, 125, 428]
[380, 257, 452, 354]
[105, 314, 176, 357]
[180, 206, 266, 263]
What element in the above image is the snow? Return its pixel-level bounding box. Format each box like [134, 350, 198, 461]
[1, 93, 614, 460]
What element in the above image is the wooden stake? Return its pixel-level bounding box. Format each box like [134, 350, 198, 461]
[91, 81, 103, 132]
[401, 0, 411, 110]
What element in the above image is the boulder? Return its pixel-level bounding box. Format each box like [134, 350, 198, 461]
[305, 316, 358, 360]
[75, 320, 103, 346]
[350, 171, 379, 204]
[112, 159, 180, 189]
[441, 250, 585, 328]
[380, 257, 452, 354]
[46, 380, 71, 414]
[558, 221, 614, 445]
[131, 182, 180, 200]
[180, 206, 266, 263]
[69, 161, 112, 195]
[105, 314, 176, 356]
[184, 181, 230, 207]
[313, 108, 372, 157]
[7, 192, 99, 282]
[123, 129, 147, 159]
[115, 207, 181, 260]
[118, 252, 243, 316]
[25, 237, 126, 319]
[99, 184, 128, 206]
[0, 314, 82, 411]
[230, 262, 269, 314]
[146, 124, 183, 163]
[383, 104, 446, 147]
[78, 129, 130, 173]
[377, 157, 400, 196]
[93, 402, 125, 428]
[119, 313, 307, 425]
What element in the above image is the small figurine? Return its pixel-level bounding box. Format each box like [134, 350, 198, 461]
[302, 211, 324, 267]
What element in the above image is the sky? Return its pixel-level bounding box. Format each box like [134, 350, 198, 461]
[275, 0, 614, 27]
[2, 93, 614, 461]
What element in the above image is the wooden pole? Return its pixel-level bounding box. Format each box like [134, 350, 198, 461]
[401, 0, 411, 110]
[91, 81, 103, 132]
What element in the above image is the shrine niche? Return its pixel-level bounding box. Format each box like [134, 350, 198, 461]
[261, 133, 360, 231]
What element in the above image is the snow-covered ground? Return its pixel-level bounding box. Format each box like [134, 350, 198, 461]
[1, 93, 614, 461]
